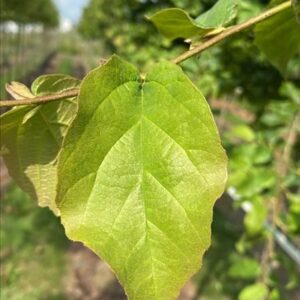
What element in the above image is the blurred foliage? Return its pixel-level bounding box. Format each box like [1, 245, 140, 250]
[77, 0, 300, 299]
[1, 0, 59, 28]
[0, 185, 68, 299]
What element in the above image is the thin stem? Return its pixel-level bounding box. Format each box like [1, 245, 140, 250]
[283, 112, 300, 168]
[260, 111, 300, 291]
[172, 1, 291, 64]
[0, 1, 291, 108]
[0, 89, 79, 107]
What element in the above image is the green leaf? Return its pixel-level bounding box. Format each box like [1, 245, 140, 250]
[56, 55, 227, 300]
[0, 74, 80, 215]
[293, 0, 300, 24]
[228, 257, 261, 279]
[237, 0, 263, 23]
[31, 74, 80, 95]
[244, 197, 267, 235]
[238, 283, 268, 300]
[254, 2, 300, 76]
[148, 0, 237, 40]
[287, 193, 300, 213]
[280, 81, 300, 105]
[226, 125, 256, 142]
[195, 0, 238, 28]
[148, 8, 207, 40]
[6, 81, 34, 99]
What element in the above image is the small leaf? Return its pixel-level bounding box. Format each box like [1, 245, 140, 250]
[0, 74, 80, 214]
[6, 81, 34, 99]
[56, 55, 227, 300]
[238, 283, 268, 300]
[31, 74, 80, 95]
[148, 8, 207, 40]
[149, 0, 237, 40]
[244, 197, 267, 235]
[227, 125, 256, 142]
[228, 257, 261, 279]
[280, 81, 300, 105]
[255, 1, 300, 76]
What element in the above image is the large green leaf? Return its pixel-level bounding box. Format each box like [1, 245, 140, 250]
[254, 1, 300, 76]
[148, 0, 237, 40]
[56, 55, 227, 300]
[0, 75, 80, 214]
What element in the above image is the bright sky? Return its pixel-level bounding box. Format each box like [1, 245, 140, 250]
[54, 0, 88, 30]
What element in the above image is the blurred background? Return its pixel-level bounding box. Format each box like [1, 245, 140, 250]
[0, 0, 300, 299]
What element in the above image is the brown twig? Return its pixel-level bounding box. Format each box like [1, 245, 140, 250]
[260, 111, 300, 293]
[282, 112, 300, 171]
[210, 99, 255, 122]
[0, 89, 79, 107]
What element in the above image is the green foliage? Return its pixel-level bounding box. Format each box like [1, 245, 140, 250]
[238, 283, 268, 300]
[0, 75, 80, 214]
[149, 0, 237, 40]
[228, 257, 261, 279]
[148, 8, 209, 40]
[1, 0, 59, 27]
[1, 185, 68, 299]
[293, 0, 300, 23]
[255, 1, 300, 76]
[195, 0, 237, 28]
[56, 55, 227, 300]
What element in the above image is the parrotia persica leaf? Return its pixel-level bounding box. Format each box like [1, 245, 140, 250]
[148, 0, 237, 40]
[56, 55, 227, 300]
[255, 0, 300, 76]
[0, 74, 80, 215]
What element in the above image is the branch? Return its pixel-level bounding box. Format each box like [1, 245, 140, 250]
[0, 89, 79, 108]
[172, 1, 291, 64]
[282, 111, 300, 169]
[0, 1, 291, 108]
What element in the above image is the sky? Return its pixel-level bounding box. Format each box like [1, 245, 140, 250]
[54, 0, 88, 31]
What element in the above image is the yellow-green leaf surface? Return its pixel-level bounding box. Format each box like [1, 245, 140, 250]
[255, 1, 300, 75]
[57, 55, 227, 300]
[149, 0, 237, 40]
[0, 75, 80, 214]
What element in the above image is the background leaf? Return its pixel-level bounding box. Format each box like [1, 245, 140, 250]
[148, 8, 207, 40]
[195, 0, 238, 28]
[149, 0, 237, 40]
[56, 55, 227, 300]
[255, 1, 300, 76]
[0, 74, 80, 214]
[238, 283, 268, 300]
[292, 0, 300, 24]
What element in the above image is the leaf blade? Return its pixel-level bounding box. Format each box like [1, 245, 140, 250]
[148, 0, 238, 40]
[0, 74, 80, 214]
[195, 0, 238, 28]
[57, 55, 227, 299]
[254, 2, 300, 75]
